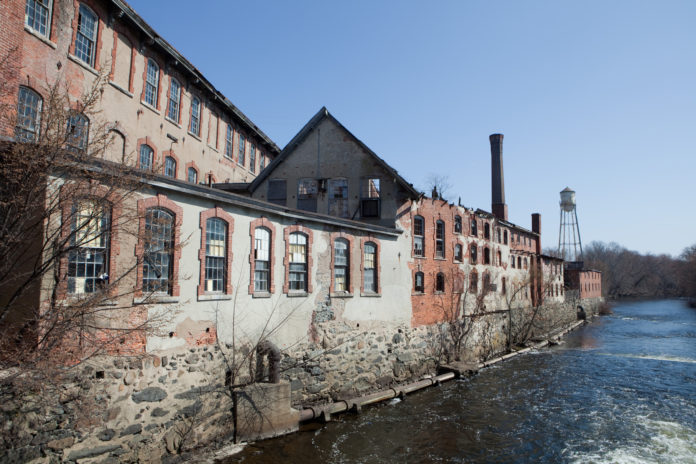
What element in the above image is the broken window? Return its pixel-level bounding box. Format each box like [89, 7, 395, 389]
[74, 4, 97, 67]
[413, 215, 424, 257]
[454, 215, 462, 233]
[436, 273, 445, 292]
[435, 220, 445, 258]
[484, 247, 490, 265]
[66, 113, 89, 152]
[470, 270, 478, 293]
[484, 223, 490, 240]
[254, 227, 270, 292]
[297, 178, 318, 212]
[205, 218, 227, 292]
[455, 244, 463, 262]
[361, 178, 381, 218]
[414, 271, 424, 293]
[334, 238, 349, 292]
[139, 144, 153, 171]
[328, 178, 348, 218]
[68, 200, 110, 294]
[164, 156, 176, 178]
[267, 179, 287, 206]
[363, 242, 377, 293]
[470, 244, 477, 264]
[288, 232, 307, 292]
[471, 219, 478, 237]
[16, 86, 42, 142]
[504, 230, 508, 245]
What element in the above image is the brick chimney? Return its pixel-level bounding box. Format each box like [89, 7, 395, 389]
[490, 134, 508, 221]
[532, 213, 541, 254]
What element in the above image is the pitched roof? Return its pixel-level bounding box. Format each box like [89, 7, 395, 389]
[248, 107, 420, 197]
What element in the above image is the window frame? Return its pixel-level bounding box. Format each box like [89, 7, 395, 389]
[361, 239, 379, 294]
[249, 143, 256, 173]
[267, 179, 287, 206]
[328, 178, 349, 218]
[413, 215, 425, 257]
[286, 232, 309, 293]
[249, 218, 276, 295]
[66, 199, 111, 296]
[139, 143, 154, 171]
[238, 133, 246, 166]
[225, 124, 234, 158]
[197, 208, 234, 297]
[435, 220, 445, 258]
[25, 0, 53, 38]
[297, 178, 318, 212]
[435, 272, 445, 293]
[189, 95, 201, 136]
[167, 77, 181, 122]
[332, 237, 351, 294]
[144, 58, 159, 107]
[74, 3, 98, 67]
[360, 177, 381, 218]
[187, 167, 198, 184]
[66, 113, 89, 152]
[164, 156, 176, 178]
[471, 218, 478, 237]
[414, 271, 424, 293]
[470, 244, 478, 264]
[16, 86, 42, 142]
[455, 243, 463, 262]
[454, 215, 462, 234]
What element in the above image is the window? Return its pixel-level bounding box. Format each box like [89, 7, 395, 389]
[501, 277, 506, 295]
[66, 113, 89, 152]
[484, 223, 490, 240]
[249, 144, 256, 173]
[288, 233, 308, 292]
[413, 216, 424, 257]
[224, 124, 234, 158]
[254, 227, 270, 292]
[189, 96, 201, 135]
[179, 167, 194, 185]
[25, 0, 52, 37]
[496, 228, 501, 243]
[361, 178, 380, 218]
[167, 78, 180, 121]
[139, 144, 153, 171]
[328, 178, 348, 218]
[259, 152, 266, 170]
[436, 273, 445, 292]
[484, 247, 490, 265]
[363, 242, 377, 293]
[74, 4, 97, 67]
[504, 230, 508, 245]
[518, 256, 522, 269]
[435, 220, 445, 258]
[523, 258, 528, 269]
[483, 273, 491, 292]
[414, 271, 424, 293]
[511, 255, 515, 268]
[16, 86, 42, 142]
[334, 239, 349, 292]
[471, 219, 478, 236]
[470, 270, 478, 293]
[204, 218, 226, 292]
[497, 250, 502, 266]
[297, 179, 318, 212]
[268, 179, 287, 206]
[143, 208, 174, 294]
[144, 59, 159, 107]
[470, 244, 477, 264]
[67, 200, 109, 294]
[238, 134, 246, 166]
[164, 156, 176, 178]
[455, 244, 463, 262]
[454, 216, 462, 233]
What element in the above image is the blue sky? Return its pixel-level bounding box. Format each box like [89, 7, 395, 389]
[128, 0, 695, 256]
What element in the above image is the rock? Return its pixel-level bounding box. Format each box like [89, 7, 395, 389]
[124, 371, 137, 385]
[46, 436, 74, 450]
[396, 352, 415, 363]
[98, 428, 116, 441]
[151, 408, 168, 417]
[105, 407, 120, 422]
[310, 366, 322, 376]
[392, 333, 404, 344]
[185, 354, 199, 364]
[179, 401, 202, 418]
[120, 423, 142, 436]
[66, 444, 121, 461]
[132, 387, 167, 403]
[164, 430, 181, 454]
[153, 357, 161, 368]
[307, 382, 327, 394]
[290, 379, 303, 391]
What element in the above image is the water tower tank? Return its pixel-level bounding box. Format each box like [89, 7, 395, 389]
[560, 187, 575, 212]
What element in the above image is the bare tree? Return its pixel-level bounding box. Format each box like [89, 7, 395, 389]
[421, 173, 452, 201]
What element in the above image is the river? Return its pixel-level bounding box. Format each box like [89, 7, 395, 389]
[225, 299, 696, 463]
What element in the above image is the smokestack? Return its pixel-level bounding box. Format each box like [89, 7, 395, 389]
[490, 134, 508, 221]
[532, 213, 541, 254]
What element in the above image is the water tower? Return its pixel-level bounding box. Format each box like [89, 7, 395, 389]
[558, 187, 583, 263]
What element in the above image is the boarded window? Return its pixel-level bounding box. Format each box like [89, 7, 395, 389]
[297, 179, 318, 212]
[268, 179, 287, 206]
[361, 178, 380, 218]
[328, 178, 348, 218]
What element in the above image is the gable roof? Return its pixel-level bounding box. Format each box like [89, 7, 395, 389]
[248, 107, 420, 197]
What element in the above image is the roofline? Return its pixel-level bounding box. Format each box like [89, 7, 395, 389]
[474, 208, 538, 236]
[248, 107, 420, 197]
[109, 0, 280, 155]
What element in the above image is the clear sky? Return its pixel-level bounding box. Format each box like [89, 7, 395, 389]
[127, 0, 695, 257]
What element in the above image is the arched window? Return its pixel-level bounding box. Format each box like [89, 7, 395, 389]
[517, 256, 522, 269]
[74, 4, 98, 66]
[483, 273, 491, 292]
[167, 77, 181, 121]
[288, 232, 308, 291]
[484, 223, 490, 239]
[454, 215, 462, 233]
[144, 59, 159, 106]
[363, 241, 378, 293]
[187, 167, 198, 184]
[334, 238, 349, 292]
[455, 244, 463, 262]
[504, 230, 508, 245]
[435, 220, 445, 258]
[190, 96, 201, 136]
[143, 208, 174, 294]
[66, 113, 89, 152]
[484, 247, 491, 265]
[471, 219, 478, 236]
[413, 215, 424, 257]
[164, 156, 176, 178]
[253, 227, 270, 292]
[470, 244, 477, 264]
[68, 200, 110, 294]
[523, 258, 528, 269]
[511, 255, 515, 268]
[496, 228, 501, 243]
[16, 86, 42, 142]
[436, 272, 445, 292]
[501, 277, 507, 295]
[470, 270, 478, 293]
[414, 271, 424, 293]
[204, 218, 227, 292]
[139, 144, 153, 171]
[496, 250, 502, 266]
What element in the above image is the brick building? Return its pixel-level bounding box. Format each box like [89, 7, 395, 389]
[1, 0, 601, 357]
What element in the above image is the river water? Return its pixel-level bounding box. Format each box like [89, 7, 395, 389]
[226, 299, 696, 463]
